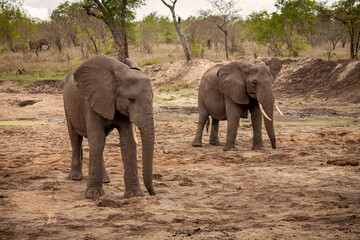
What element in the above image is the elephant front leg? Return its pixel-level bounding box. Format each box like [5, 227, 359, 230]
[119, 124, 143, 198]
[67, 120, 83, 180]
[85, 131, 106, 199]
[250, 103, 264, 150]
[224, 98, 240, 151]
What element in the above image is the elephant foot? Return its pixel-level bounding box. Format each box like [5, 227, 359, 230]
[252, 144, 265, 150]
[124, 187, 144, 198]
[85, 186, 105, 199]
[223, 145, 237, 151]
[209, 139, 220, 146]
[68, 170, 83, 180]
[103, 171, 110, 183]
[192, 140, 202, 147]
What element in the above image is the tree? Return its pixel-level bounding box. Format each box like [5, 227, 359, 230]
[161, 0, 191, 61]
[246, 11, 286, 57]
[83, 0, 145, 60]
[228, 20, 245, 55]
[246, 0, 317, 57]
[318, 18, 345, 49]
[139, 12, 159, 54]
[184, 16, 213, 58]
[0, 0, 34, 52]
[156, 16, 177, 44]
[200, 0, 240, 59]
[318, 0, 360, 59]
[275, 0, 317, 57]
[50, 1, 78, 53]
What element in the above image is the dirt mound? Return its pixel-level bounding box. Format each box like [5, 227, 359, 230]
[261, 58, 295, 78]
[143, 57, 360, 103]
[263, 58, 360, 103]
[24, 80, 64, 94]
[8, 57, 360, 104]
[143, 59, 221, 87]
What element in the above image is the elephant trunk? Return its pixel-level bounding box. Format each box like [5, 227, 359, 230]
[258, 88, 276, 149]
[263, 104, 276, 149]
[138, 115, 156, 196]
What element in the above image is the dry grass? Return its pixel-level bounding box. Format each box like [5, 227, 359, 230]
[303, 44, 349, 60]
[0, 48, 84, 84]
[0, 42, 352, 85]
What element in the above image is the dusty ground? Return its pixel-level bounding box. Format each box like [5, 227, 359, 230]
[1, 58, 360, 239]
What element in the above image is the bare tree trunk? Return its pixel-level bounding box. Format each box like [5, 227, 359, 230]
[224, 31, 229, 59]
[110, 27, 126, 61]
[84, 1, 127, 61]
[161, 0, 191, 61]
[347, 25, 360, 60]
[121, 0, 129, 58]
[350, 34, 355, 59]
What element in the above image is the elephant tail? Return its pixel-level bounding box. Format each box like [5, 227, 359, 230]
[205, 116, 210, 133]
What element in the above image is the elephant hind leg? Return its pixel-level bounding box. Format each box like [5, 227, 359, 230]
[192, 101, 210, 147]
[209, 117, 220, 146]
[67, 119, 83, 180]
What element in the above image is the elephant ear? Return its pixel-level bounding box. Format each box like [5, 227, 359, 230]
[217, 61, 251, 105]
[73, 55, 120, 120]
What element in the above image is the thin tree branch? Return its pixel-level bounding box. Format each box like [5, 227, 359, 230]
[161, 0, 173, 9]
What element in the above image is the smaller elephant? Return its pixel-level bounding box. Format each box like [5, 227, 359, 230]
[192, 61, 282, 151]
[63, 55, 156, 199]
[29, 39, 50, 55]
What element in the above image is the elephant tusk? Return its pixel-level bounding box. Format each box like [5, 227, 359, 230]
[132, 123, 139, 144]
[132, 123, 158, 147]
[259, 103, 272, 121]
[274, 103, 283, 116]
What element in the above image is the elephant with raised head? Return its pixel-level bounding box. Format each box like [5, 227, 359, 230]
[192, 61, 282, 151]
[63, 55, 156, 199]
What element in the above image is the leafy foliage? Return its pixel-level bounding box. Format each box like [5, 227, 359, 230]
[318, 0, 360, 59]
[246, 0, 317, 57]
[0, 0, 358, 60]
[138, 12, 177, 53]
[0, 0, 34, 52]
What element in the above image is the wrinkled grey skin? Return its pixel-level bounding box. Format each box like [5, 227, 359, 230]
[63, 55, 156, 199]
[192, 61, 276, 151]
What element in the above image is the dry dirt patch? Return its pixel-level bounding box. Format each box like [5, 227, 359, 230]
[0, 58, 360, 239]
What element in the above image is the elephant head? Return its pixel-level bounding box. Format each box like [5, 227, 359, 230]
[217, 61, 278, 149]
[73, 55, 155, 196]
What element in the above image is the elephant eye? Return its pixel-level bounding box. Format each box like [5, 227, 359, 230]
[253, 80, 257, 85]
[129, 98, 135, 104]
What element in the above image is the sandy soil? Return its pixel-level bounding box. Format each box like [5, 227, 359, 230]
[1, 58, 360, 239]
